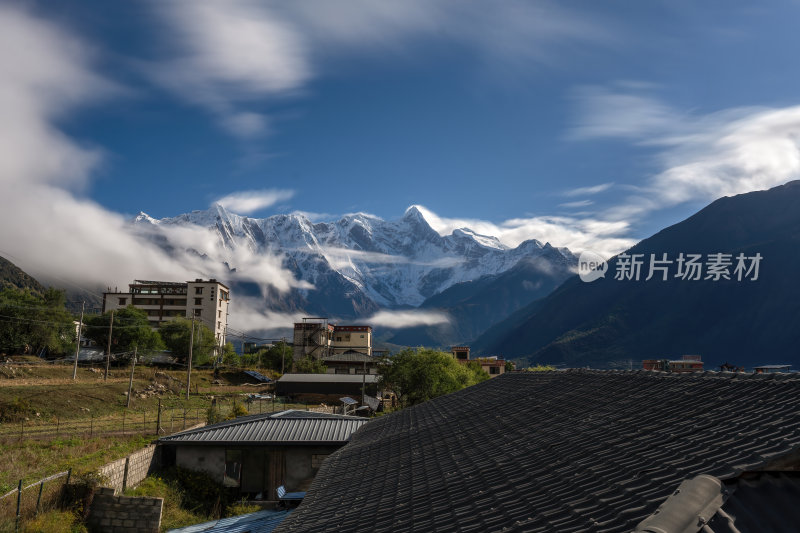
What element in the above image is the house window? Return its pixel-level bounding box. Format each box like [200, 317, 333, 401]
[360, 334, 364, 338]
[489, 366, 500, 375]
[194, 298, 202, 305]
[195, 287, 203, 295]
[194, 309, 202, 317]
[118, 297, 127, 305]
[223, 450, 242, 487]
[218, 310, 222, 318]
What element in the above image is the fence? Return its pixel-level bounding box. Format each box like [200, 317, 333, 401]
[0, 470, 71, 532]
[0, 407, 207, 444]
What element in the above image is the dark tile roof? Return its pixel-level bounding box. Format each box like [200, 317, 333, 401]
[275, 370, 800, 533]
[159, 409, 369, 446]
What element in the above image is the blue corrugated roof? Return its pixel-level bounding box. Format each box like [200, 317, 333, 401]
[168, 509, 291, 533]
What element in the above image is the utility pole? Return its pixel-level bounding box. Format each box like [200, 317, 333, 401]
[127, 347, 137, 408]
[186, 316, 195, 400]
[72, 301, 84, 380]
[281, 337, 286, 374]
[104, 309, 114, 381]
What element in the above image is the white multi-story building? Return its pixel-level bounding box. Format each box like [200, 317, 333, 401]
[102, 279, 230, 347]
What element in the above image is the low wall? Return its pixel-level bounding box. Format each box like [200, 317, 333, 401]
[87, 487, 162, 533]
[98, 445, 159, 494]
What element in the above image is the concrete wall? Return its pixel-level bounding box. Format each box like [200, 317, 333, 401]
[87, 487, 162, 533]
[176, 445, 226, 482]
[173, 444, 340, 495]
[98, 445, 159, 495]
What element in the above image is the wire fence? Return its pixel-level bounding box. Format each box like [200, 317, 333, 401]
[0, 471, 71, 532]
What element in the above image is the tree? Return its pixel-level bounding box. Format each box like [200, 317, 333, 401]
[379, 348, 489, 407]
[84, 306, 162, 354]
[0, 287, 75, 355]
[160, 317, 217, 366]
[294, 355, 327, 374]
[257, 341, 292, 371]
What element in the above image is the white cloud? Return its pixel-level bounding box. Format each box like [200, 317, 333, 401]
[558, 200, 594, 209]
[570, 83, 800, 219]
[562, 183, 614, 197]
[214, 189, 294, 214]
[365, 310, 451, 329]
[147, 0, 612, 138]
[0, 6, 305, 299]
[412, 205, 635, 258]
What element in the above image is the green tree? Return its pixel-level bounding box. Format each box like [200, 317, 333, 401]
[505, 361, 516, 372]
[221, 342, 238, 365]
[257, 341, 292, 371]
[294, 355, 327, 374]
[0, 287, 75, 355]
[84, 306, 162, 354]
[159, 317, 217, 366]
[378, 348, 489, 407]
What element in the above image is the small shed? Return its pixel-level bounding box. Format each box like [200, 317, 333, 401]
[158, 410, 369, 499]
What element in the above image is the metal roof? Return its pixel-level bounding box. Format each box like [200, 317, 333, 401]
[159, 409, 369, 446]
[322, 352, 375, 363]
[168, 509, 292, 533]
[277, 373, 379, 383]
[243, 370, 272, 382]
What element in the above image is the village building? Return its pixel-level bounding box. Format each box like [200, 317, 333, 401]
[103, 279, 230, 347]
[292, 320, 372, 360]
[450, 345, 507, 377]
[158, 410, 368, 499]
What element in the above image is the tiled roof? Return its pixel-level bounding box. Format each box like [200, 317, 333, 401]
[275, 370, 800, 533]
[159, 409, 369, 446]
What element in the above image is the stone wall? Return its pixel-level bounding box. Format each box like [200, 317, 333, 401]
[87, 487, 162, 533]
[98, 445, 158, 494]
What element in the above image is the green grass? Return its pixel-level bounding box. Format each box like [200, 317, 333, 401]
[19, 510, 87, 533]
[0, 434, 154, 495]
[125, 475, 208, 532]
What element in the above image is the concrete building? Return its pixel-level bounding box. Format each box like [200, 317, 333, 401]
[450, 346, 507, 378]
[293, 319, 372, 361]
[158, 410, 368, 499]
[103, 279, 230, 346]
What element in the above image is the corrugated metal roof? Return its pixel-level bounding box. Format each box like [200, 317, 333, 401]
[322, 352, 375, 363]
[168, 509, 292, 533]
[277, 373, 379, 383]
[159, 409, 369, 445]
[243, 370, 272, 382]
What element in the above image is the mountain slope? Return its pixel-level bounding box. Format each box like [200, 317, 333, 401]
[475, 181, 800, 369]
[388, 246, 576, 346]
[0, 256, 45, 293]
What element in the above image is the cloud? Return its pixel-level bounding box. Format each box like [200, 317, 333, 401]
[562, 183, 614, 197]
[365, 310, 451, 329]
[214, 189, 294, 214]
[0, 5, 305, 298]
[146, 1, 612, 138]
[412, 205, 635, 258]
[319, 247, 464, 270]
[570, 83, 800, 219]
[558, 200, 594, 209]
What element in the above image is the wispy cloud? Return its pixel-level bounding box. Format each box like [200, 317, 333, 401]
[0, 5, 305, 297]
[558, 199, 594, 209]
[214, 189, 294, 214]
[146, 0, 612, 139]
[413, 205, 635, 258]
[365, 310, 451, 329]
[562, 183, 614, 197]
[570, 83, 800, 220]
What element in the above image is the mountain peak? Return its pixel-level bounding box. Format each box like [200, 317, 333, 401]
[403, 205, 427, 221]
[133, 211, 157, 224]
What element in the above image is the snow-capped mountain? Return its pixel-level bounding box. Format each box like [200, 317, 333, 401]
[133, 204, 577, 324]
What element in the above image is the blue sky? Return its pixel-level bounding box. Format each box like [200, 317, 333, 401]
[4, 0, 800, 287]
